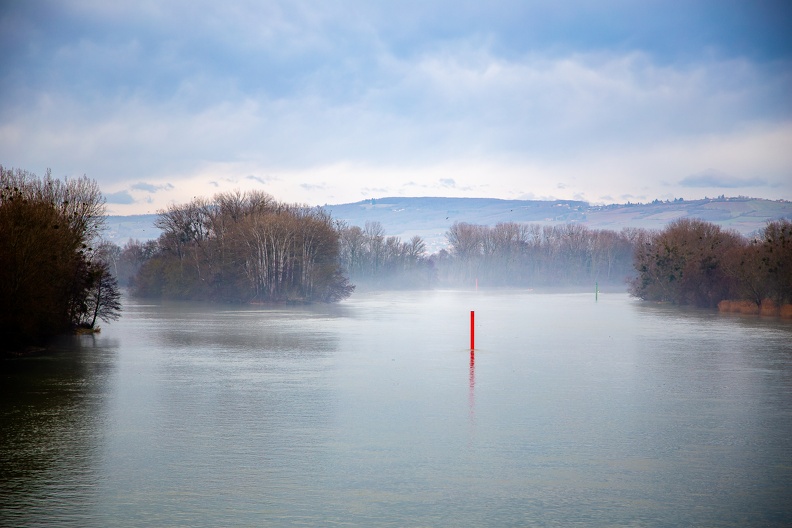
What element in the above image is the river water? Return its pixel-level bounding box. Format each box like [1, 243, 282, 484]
[2, 291, 791, 527]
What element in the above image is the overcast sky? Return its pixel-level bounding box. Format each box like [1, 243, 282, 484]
[1, 1, 791, 214]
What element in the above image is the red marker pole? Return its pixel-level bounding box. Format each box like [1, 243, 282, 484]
[470, 310, 475, 351]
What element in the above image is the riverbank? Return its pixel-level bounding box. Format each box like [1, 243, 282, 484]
[718, 299, 792, 318]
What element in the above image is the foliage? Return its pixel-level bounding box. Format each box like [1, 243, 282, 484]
[0, 166, 121, 351]
[629, 218, 792, 308]
[758, 219, 792, 304]
[132, 191, 354, 303]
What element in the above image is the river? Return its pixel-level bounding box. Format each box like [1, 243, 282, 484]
[2, 291, 791, 527]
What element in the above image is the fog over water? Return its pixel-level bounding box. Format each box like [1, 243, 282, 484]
[2, 290, 791, 526]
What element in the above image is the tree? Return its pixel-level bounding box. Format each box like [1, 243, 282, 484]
[722, 239, 768, 308]
[95, 240, 122, 277]
[1, 166, 119, 350]
[447, 222, 483, 283]
[0, 192, 80, 347]
[339, 224, 366, 277]
[81, 261, 122, 329]
[133, 191, 354, 303]
[337, 223, 431, 289]
[630, 219, 743, 307]
[115, 239, 158, 287]
[759, 219, 792, 304]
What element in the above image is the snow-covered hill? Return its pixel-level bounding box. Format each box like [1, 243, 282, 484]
[324, 196, 792, 252]
[104, 197, 792, 252]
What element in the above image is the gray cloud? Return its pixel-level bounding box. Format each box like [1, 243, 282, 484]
[104, 190, 135, 204]
[246, 175, 276, 185]
[131, 182, 174, 193]
[679, 169, 768, 188]
[1, 1, 790, 211]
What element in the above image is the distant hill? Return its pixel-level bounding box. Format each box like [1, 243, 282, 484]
[103, 197, 792, 252]
[584, 198, 792, 236]
[104, 214, 159, 244]
[324, 196, 792, 252]
[323, 197, 588, 252]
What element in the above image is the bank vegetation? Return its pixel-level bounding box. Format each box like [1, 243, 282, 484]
[0, 167, 121, 352]
[630, 218, 792, 314]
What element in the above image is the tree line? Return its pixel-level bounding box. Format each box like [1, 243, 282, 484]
[6, 164, 787, 352]
[116, 217, 640, 296]
[436, 221, 638, 288]
[117, 209, 791, 310]
[94, 194, 792, 313]
[630, 217, 792, 309]
[338, 221, 434, 289]
[1, 167, 121, 352]
[327, 220, 638, 290]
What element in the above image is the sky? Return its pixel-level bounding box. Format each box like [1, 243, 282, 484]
[1, 0, 791, 215]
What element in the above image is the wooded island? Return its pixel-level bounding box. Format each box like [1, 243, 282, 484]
[2, 166, 790, 353]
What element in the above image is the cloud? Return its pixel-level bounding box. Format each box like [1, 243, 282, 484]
[246, 175, 276, 185]
[131, 182, 174, 193]
[300, 183, 327, 191]
[361, 186, 390, 196]
[1, 1, 791, 214]
[104, 190, 135, 204]
[5, 40, 789, 190]
[679, 169, 769, 188]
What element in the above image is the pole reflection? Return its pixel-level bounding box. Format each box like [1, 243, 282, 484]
[468, 350, 475, 426]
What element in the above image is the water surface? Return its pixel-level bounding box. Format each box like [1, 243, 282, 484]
[2, 291, 791, 526]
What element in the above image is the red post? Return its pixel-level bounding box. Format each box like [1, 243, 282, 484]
[470, 310, 475, 350]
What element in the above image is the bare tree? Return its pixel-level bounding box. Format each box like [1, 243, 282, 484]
[83, 261, 122, 328]
[1, 166, 118, 349]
